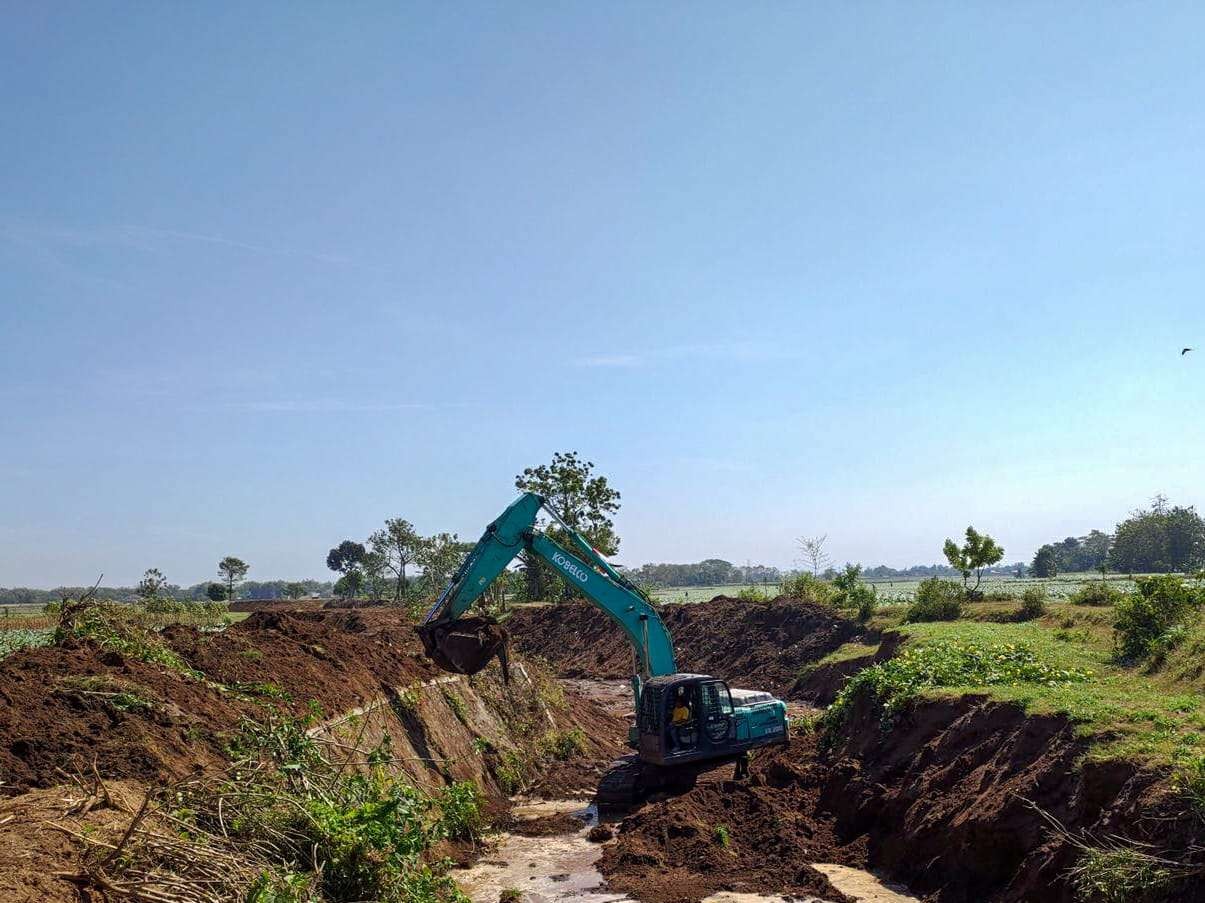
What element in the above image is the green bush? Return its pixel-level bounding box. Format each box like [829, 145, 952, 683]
[735, 586, 771, 603]
[538, 727, 588, 760]
[1019, 587, 1047, 620]
[781, 572, 838, 606]
[823, 640, 1092, 732]
[1070, 580, 1124, 606]
[905, 578, 964, 622]
[1113, 575, 1201, 662]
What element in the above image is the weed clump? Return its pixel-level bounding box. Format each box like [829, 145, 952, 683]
[905, 578, 964, 623]
[823, 640, 1093, 734]
[1019, 586, 1047, 621]
[781, 573, 838, 606]
[538, 727, 588, 760]
[1071, 581, 1124, 607]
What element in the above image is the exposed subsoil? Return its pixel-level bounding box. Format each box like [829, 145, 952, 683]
[600, 733, 861, 903]
[507, 596, 865, 698]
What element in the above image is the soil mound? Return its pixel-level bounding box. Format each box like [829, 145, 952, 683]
[600, 734, 859, 903]
[507, 596, 863, 697]
[227, 598, 325, 612]
[0, 643, 256, 795]
[163, 608, 442, 716]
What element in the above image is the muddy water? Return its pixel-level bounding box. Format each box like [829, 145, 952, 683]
[453, 800, 919, 903]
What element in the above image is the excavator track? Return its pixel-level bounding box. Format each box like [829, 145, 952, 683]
[594, 755, 701, 812]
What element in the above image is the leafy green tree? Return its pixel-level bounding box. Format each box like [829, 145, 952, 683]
[205, 582, 228, 602]
[418, 532, 472, 596]
[369, 518, 424, 602]
[218, 556, 249, 602]
[284, 582, 307, 600]
[1031, 546, 1058, 578]
[515, 451, 621, 600]
[326, 541, 366, 597]
[136, 568, 168, 603]
[942, 527, 1004, 595]
[1109, 495, 1205, 573]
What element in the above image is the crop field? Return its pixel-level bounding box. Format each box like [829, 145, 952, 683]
[650, 573, 1205, 605]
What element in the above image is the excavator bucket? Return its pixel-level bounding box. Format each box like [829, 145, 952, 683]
[417, 616, 510, 682]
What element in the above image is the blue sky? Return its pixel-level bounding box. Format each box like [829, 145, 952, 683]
[3, 4, 1204, 587]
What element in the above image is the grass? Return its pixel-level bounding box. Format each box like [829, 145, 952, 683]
[826, 619, 1205, 768]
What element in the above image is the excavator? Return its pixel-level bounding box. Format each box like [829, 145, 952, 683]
[416, 492, 788, 806]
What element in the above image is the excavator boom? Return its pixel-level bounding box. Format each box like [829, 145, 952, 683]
[418, 492, 676, 695]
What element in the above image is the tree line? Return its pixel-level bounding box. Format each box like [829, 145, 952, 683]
[1031, 495, 1205, 577]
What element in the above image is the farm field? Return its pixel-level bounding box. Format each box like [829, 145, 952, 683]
[650, 572, 1205, 604]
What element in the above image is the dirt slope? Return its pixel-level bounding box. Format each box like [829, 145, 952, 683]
[507, 596, 864, 697]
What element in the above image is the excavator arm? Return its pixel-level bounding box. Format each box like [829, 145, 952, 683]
[417, 492, 676, 698]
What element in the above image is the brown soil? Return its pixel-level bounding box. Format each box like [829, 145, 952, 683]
[509, 811, 585, 837]
[227, 598, 326, 612]
[507, 596, 864, 698]
[600, 734, 859, 903]
[820, 693, 1205, 902]
[0, 642, 256, 795]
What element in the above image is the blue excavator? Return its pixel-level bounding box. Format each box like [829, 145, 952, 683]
[417, 492, 789, 806]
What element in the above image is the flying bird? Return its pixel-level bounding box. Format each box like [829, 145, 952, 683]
[1183, 347, 1194, 355]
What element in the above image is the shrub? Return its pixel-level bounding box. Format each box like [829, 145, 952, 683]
[905, 578, 963, 622]
[434, 781, 486, 843]
[736, 586, 771, 603]
[847, 583, 878, 623]
[538, 727, 587, 760]
[823, 640, 1092, 733]
[1113, 575, 1201, 662]
[1019, 587, 1047, 620]
[781, 572, 838, 606]
[1070, 580, 1124, 606]
[713, 824, 731, 847]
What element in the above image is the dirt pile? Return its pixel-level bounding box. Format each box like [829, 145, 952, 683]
[0, 642, 257, 795]
[507, 596, 864, 697]
[600, 734, 861, 903]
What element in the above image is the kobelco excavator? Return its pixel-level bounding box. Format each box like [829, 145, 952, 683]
[416, 492, 789, 806]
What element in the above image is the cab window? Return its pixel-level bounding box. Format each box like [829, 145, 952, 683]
[700, 680, 733, 716]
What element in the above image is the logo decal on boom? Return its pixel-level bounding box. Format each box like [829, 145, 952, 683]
[551, 551, 590, 584]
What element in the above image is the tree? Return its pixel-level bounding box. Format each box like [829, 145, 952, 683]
[205, 582, 228, 602]
[1031, 546, 1058, 578]
[515, 451, 621, 600]
[218, 557, 249, 602]
[1109, 496, 1205, 573]
[326, 541, 366, 598]
[284, 582, 307, 600]
[796, 535, 831, 576]
[418, 532, 472, 596]
[943, 527, 1004, 594]
[368, 518, 424, 602]
[136, 568, 168, 602]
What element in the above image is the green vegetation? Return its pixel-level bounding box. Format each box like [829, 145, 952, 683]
[905, 578, 963, 622]
[823, 635, 1092, 731]
[824, 619, 1205, 767]
[943, 526, 1004, 596]
[0, 626, 52, 659]
[1020, 586, 1047, 620]
[712, 824, 731, 847]
[1113, 575, 1202, 662]
[780, 572, 837, 605]
[499, 889, 523, 903]
[202, 711, 471, 902]
[538, 727, 588, 760]
[1067, 842, 1180, 903]
[442, 689, 469, 725]
[55, 597, 203, 678]
[1070, 580, 1124, 606]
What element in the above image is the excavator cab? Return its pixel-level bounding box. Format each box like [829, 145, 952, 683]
[635, 674, 787, 767]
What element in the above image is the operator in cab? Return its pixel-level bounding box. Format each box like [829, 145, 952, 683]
[671, 686, 691, 725]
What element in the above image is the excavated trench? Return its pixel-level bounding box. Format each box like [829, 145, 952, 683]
[505, 598, 1205, 903]
[4, 599, 1203, 902]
